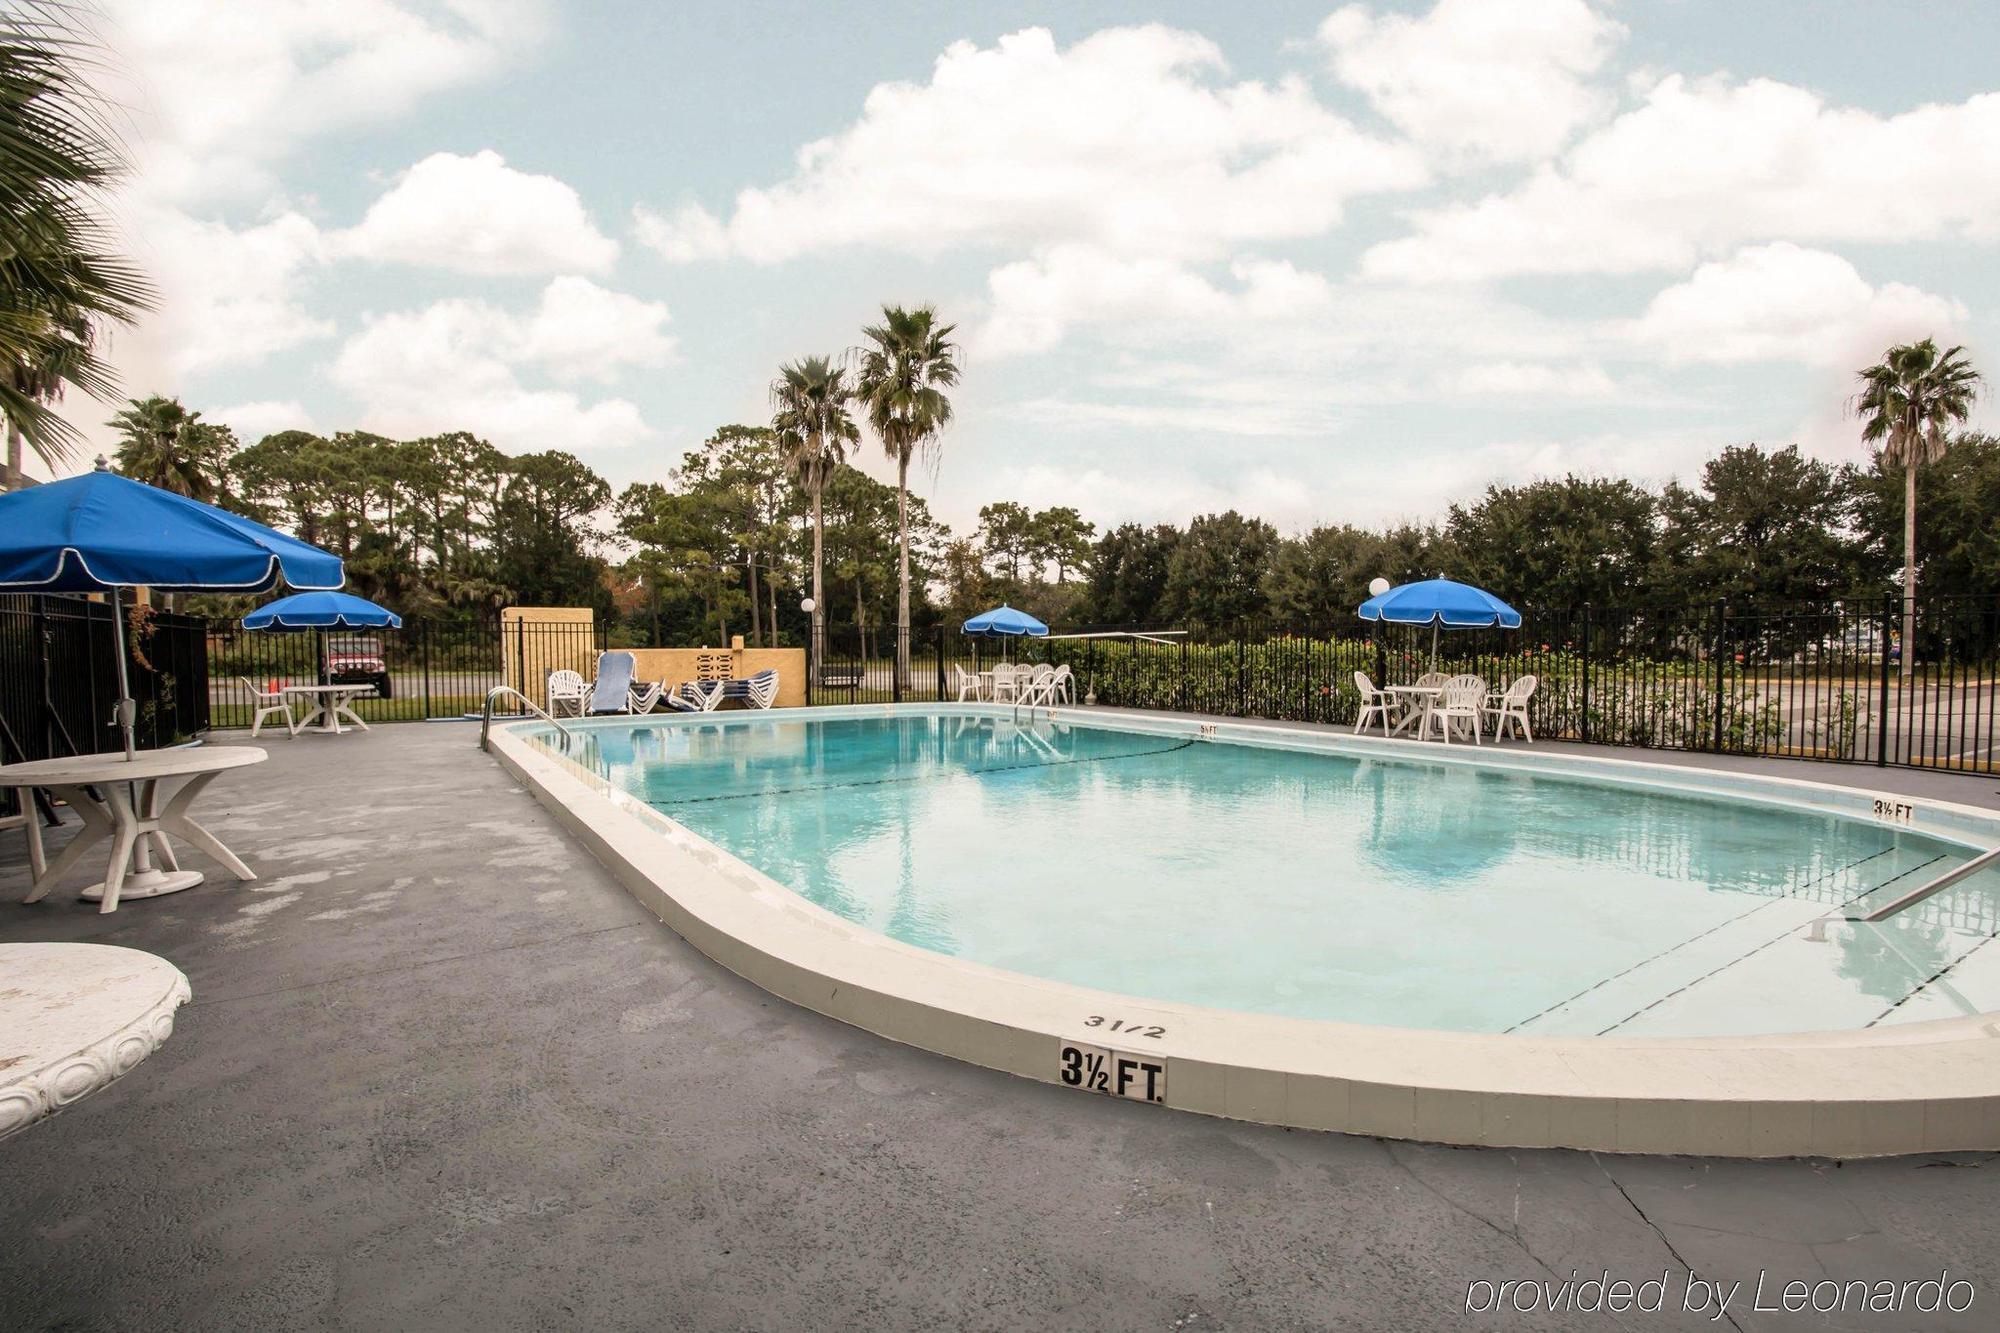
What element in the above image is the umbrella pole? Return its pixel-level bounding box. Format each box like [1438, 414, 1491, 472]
[109, 585, 137, 760]
[1429, 620, 1438, 674]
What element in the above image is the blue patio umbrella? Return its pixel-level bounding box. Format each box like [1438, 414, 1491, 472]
[0, 459, 344, 758]
[1358, 578, 1521, 670]
[242, 591, 401, 630]
[962, 604, 1049, 637]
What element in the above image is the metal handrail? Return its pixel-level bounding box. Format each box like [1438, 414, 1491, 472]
[480, 685, 574, 752]
[1858, 845, 2000, 922]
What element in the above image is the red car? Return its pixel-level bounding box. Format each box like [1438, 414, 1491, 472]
[326, 634, 393, 698]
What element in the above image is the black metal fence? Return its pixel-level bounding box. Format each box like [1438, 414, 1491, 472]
[205, 615, 607, 727]
[812, 593, 2000, 775]
[11, 589, 2000, 777]
[0, 594, 209, 763]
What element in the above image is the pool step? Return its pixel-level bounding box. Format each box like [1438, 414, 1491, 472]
[1507, 847, 1975, 1038]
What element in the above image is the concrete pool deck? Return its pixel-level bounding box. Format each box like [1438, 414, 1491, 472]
[3, 721, 1998, 1328]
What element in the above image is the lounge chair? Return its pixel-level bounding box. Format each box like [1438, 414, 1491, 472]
[1486, 674, 1536, 741]
[584, 651, 640, 715]
[546, 668, 589, 717]
[628, 679, 665, 714]
[240, 677, 298, 738]
[1427, 674, 1488, 745]
[662, 680, 714, 712]
[1351, 671, 1399, 735]
[716, 668, 779, 709]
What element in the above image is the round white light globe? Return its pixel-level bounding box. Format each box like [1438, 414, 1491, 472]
[800, 596, 817, 614]
[1367, 577, 1392, 597]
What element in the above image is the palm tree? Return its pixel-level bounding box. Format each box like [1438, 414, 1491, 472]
[1853, 338, 1983, 678]
[0, 6, 153, 474]
[853, 305, 960, 688]
[770, 355, 860, 673]
[110, 395, 231, 500]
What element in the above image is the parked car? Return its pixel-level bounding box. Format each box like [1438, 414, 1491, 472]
[326, 634, 392, 698]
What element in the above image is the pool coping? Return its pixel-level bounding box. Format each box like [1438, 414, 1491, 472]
[488, 703, 2000, 1158]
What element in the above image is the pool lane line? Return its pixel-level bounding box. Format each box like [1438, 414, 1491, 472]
[1591, 852, 1950, 1036]
[1864, 924, 2000, 1028]
[649, 737, 1200, 807]
[1501, 845, 1901, 1035]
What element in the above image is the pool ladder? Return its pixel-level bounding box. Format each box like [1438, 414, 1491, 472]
[479, 686, 574, 752]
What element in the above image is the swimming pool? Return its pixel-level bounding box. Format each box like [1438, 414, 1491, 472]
[532, 711, 2000, 1038]
[492, 705, 2000, 1155]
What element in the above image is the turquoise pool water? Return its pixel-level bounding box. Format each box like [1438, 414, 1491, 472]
[531, 713, 2000, 1037]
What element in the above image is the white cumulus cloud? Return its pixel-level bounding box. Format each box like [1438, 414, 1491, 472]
[1318, 0, 1623, 163]
[135, 207, 332, 376]
[106, 0, 551, 204]
[1364, 74, 2000, 281]
[634, 25, 1423, 267]
[329, 280, 673, 451]
[977, 247, 1332, 357]
[211, 400, 316, 439]
[516, 277, 676, 383]
[1628, 243, 1965, 365]
[337, 150, 619, 275]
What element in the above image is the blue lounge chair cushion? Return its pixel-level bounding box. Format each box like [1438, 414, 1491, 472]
[585, 651, 638, 714]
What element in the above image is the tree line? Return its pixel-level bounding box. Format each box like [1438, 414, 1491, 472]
[104, 381, 2000, 647]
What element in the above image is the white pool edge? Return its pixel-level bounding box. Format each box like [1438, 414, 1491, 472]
[489, 704, 2000, 1158]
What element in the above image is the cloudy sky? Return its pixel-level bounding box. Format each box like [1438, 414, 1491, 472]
[55, 0, 2000, 534]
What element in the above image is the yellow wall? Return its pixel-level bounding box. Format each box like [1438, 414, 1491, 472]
[500, 606, 597, 709]
[630, 646, 806, 709]
[501, 609, 806, 710]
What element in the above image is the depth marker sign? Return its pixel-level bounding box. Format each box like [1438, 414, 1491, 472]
[1058, 1041, 1167, 1104]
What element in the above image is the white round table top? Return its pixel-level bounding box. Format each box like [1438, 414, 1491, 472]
[0, 744, 266, 786]
[0, 943, 191, 1139]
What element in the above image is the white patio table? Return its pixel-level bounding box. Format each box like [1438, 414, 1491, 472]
[1384, 684, 1443, 737]
[0, 942, 190, 1139]
[2, 745, 265, 912]
[282, 682, 375, 734]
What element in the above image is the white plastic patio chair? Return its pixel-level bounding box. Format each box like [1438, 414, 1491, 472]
[1048, 663, 1075, 704]
[1426, 675, 1488, 745]
[954, 665, 984, 702]
[989, 663, 1020, 702]
[240, 677, 298, 738]
[1485, 674, 1536, 742]
[1018, 664, 1057, 706]
[546, 668, 588, 717]
[1351, 671, 1400, 735]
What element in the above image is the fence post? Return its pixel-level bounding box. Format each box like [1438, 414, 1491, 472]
[1373, 624, 1386, 692]
[513, 618, 527, 716]
[421, 622, 433, 720]
[935, 628, 945, 702]
[1177, 636, 1188, 713]
[1237, 625, 1248, 716]
[1712, 601, 1727, 752]
[1878, 594, 1895, 767]
[1579, 606, 1592, 745]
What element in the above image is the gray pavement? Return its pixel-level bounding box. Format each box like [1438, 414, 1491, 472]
[3, 720, 1997, 1331]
